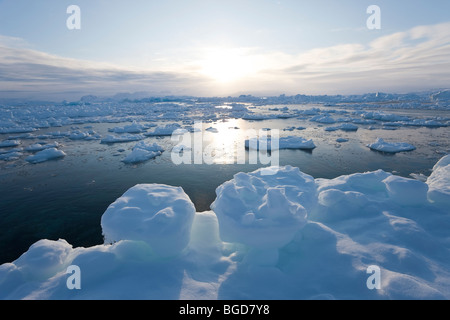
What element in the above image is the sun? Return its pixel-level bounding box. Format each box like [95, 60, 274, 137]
[199, 48, 256, 83]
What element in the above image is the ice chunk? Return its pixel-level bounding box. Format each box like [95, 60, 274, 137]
[25, 142, 60, 152]
[101, 184, 195, 257]
[0, 140, 20, 148]
[25, 148, 66, 164]
[69, 130, 101, 141]
[122, 141, 164, 164]
[109, 121, 148, 134]
[211, 166, 315, 250]
[101, 134, 144, 144]
[310, 115, 336, 124]
[13, 239, 72, 281]
[145, 124, 182, 136]
[245, 136, 316, 150]
[0, 151, 22, 161]
[367, 138, 416, 153]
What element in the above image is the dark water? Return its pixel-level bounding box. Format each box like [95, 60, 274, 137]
[0, 109, 449, 264]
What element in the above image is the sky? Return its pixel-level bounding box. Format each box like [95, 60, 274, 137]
[0, 0, 449, 100]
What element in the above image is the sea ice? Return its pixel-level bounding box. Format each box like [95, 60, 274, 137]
[426, 155, 450, 205]
[122, 141, 164, 164]
[0, 155, 449, 300]
[367, 138, 416, 153]
[245, 136, 316, 150]
[109, 121, 148, 134]
[145, 124, 182, 136]
[25, 148, 66, 164]
[101, 134, 144, 144]
[25, 142, 60, 152]
[0, 140, 20, 148]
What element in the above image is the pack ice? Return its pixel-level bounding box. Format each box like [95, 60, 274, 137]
[0, 155, 449, 300]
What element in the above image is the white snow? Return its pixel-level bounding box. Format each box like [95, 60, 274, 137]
[367, 138, 416, 153]
[245, 136, 316, 150]
[25, 148, 66, 164]
[0, 155, 449, 299]
[122, 141, 164, 164]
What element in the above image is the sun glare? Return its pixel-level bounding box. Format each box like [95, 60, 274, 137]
[199, 48, 256, 83]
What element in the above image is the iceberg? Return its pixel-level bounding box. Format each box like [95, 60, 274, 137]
[367, 138, 416, 153]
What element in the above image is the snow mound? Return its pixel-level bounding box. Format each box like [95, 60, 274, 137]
[367, 138, 416, 153]
[211, 166, 315, 251]
[122, 141, 164, 164]
[25, 148, 66, 164]
[245, 136, 316, 150]
[310, 115, 336, 124]
[101, 184, 195, 257]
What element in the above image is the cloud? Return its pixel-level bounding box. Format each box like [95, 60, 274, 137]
[250, 22, 450, 94]
[0, 21, 449, 100]
[0, 41, 211, 100]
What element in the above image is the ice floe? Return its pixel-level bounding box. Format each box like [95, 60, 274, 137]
[122, 141, 164, 164]
[25, 148, 66, 164]
[367, 138, 416, 153]
[245, 136, 316, 150]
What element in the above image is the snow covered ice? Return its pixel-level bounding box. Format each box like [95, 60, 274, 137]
[122, 141, 164, 164]
[25, 148, 66, 164]
[245, 136, 316, 150]
[367, 138, 416, 153]
[0, 155, 449, 300]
